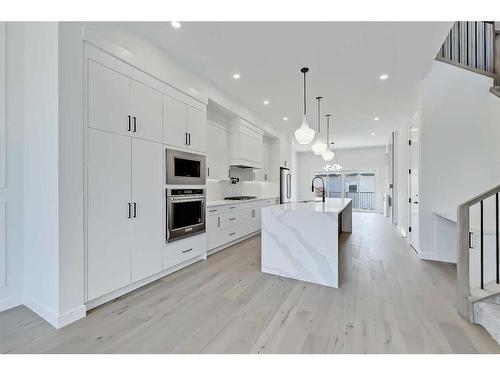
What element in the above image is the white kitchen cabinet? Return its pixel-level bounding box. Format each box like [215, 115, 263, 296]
[88, 60, 163, 143]
[229, 118, 263, 168]
[163, 233, 207, 270]
[87, 130, 164, 300]
[206, 121, 229, 180]
[87, 129, 132, 301]
[131, 138, 163, 282]
[88, 60, 131, 137]
[163, 94, 188, 149]
[279, 138, 291, 169]
[130, 80, 163, 143]
[163, 94, 207, 153]
[254, 138, 273, 182]
[187, 106, 207, 153]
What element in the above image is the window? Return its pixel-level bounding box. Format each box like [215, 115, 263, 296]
[313, 170, 376, 211]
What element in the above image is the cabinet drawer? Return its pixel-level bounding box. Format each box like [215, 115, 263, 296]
[163, 233, 207, 270]
[220, 210, 246, 228]
[207, 204, 239, 216]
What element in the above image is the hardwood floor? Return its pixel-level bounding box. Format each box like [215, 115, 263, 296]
[1, 213, 499, 353]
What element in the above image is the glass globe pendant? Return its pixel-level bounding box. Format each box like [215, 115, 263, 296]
[321, 114, 335, 161]
[311, 96, 327, 155]
[294, 68, 315, 144]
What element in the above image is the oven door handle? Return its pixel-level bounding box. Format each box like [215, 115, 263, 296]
[169, 198, 206, 203]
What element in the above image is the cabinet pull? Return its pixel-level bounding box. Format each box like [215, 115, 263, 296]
[185, 132, 188, 145]
[182, 248, 193, 253]
[207, 167, 210, 177]
[127, 115, 131, 132]
[133, 116, 137, 132]
[209, 209, 217, 213]
[229, 232, 236, 236]
[252, 209, 255, 218]
[188, 133, 191, 145]
[127, 202, 131, 218]
[229, 217, 236, 221]
[133, 202, 137, 218]
[217, 217, 221, 227]
[229, 206, 236, 209]
[264, 174, 267, 181]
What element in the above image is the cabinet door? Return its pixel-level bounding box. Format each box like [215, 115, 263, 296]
[206, 122, 229, 180]
[163, 95, 188, 149]
[130, 80, 163, 143]
[88, 61, 131, 136]
[87, 129, 131, 301]
[131, 138, 164, 282]
[280, 139, 291, 168]
[187, 106, 207, 153]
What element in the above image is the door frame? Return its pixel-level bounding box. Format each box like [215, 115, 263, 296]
[408, 112, 421, 253]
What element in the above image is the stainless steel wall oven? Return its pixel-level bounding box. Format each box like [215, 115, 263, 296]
[166, 188, 206, 242]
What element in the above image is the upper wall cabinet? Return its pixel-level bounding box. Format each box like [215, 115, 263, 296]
[229, 118, 263, 169]
[206, 121, 229, 180]
[88, 60, 163, 143]
[163, 94, 207, 153]
[279, 138, 291, 168]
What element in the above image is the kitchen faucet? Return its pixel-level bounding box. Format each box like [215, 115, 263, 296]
[311, 176, 326, 203]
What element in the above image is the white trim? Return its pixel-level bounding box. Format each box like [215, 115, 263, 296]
[0, 294, 21, 312]
[0, 201, 5, 287]
[23, 296, 86, 329]
[0, 22, 6, 188]
[207, 231, 260, 256]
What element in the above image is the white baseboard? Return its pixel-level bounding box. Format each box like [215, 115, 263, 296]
[0, 294, 22, 312]
[207, 231, 259, 256]
[418, 250, 457, 264]
[23, 296, 86, 329]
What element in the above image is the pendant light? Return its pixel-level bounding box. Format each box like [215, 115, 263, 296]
[311, 97, 327, 155]
[322, 114, 335, 161]
[294, 67, 315, 144]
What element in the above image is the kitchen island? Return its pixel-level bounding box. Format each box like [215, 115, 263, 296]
[261, 198, 352, 288]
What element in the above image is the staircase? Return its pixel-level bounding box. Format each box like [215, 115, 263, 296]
[436, 21, 500, 98]
[457, 185, 500, 345]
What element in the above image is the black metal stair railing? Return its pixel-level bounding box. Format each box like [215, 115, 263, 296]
[437, 21, 497, 78]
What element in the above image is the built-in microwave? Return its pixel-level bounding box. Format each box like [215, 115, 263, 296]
[166, 149, 206, 185]
[166, 188, 206, 242]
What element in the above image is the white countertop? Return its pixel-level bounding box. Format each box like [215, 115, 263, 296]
[269, 198, 352, 214]
[207, 197, 279, 208]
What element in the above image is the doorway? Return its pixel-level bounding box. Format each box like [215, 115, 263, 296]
[409, 114, 420, 253]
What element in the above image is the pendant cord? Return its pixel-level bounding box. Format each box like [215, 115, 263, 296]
[303, 71, 307, 115]
[317, 98, 320, 132]
[326, 115, 330, 147]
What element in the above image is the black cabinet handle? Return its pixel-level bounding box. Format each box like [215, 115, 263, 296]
[182, 248, 193, 253]
[209, 209, 217, 213]
[185, 132, 188, 145]
[229, 217, 236, 221]
[217, 217, 221, 227]
[188, 133, 191, 145]
[207, 167, 210, 177]
[127, 115, 131, 132]
[128, 202, 131, 218]
[133, 117, 137, 132]
[229, 232, 236, 236]
[133, 202, 137, 218]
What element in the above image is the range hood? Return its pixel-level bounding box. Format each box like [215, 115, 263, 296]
[228, 118, 263, 169]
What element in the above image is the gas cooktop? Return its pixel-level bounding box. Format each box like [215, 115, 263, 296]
[224, 196, 258, 201]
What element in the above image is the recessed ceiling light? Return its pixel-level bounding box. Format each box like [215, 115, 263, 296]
[263, 100, 270, 105]
[171, 21, 182, 29]
[283, 117, 288, 121]
[374, 117, 380, 121]
[379, 74, 389, 80]
[233, 73, 240, 80]
[371, 132, 376, 136]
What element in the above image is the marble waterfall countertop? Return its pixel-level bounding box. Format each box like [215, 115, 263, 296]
[272, 198, 352, 213]
[207, 197, 279, 208]
[261, 198, 353, 288]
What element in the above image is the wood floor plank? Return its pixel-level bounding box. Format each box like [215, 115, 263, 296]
[1, 213, 499, 353]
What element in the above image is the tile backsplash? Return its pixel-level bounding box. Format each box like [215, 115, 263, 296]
[207, 180, 279, 201]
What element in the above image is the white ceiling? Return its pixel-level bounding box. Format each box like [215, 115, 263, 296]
[108, 22, 452, 149]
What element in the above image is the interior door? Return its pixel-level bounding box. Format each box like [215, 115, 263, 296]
[88, 60, 131, 136]
[131, 138, 163, 282]
[87, 129, 131, 301]
[186, 106, 207, 153]
[163, 94, 188, 149]
[130, 80, 163, 143]
[409, 119, 420, 252]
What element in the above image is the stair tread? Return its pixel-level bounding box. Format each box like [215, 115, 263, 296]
[473, 299, 500, 344]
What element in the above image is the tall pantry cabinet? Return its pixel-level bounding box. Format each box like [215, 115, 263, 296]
[87, 59, 164, 301]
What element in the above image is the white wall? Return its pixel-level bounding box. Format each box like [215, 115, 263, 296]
[23, 22, 60, 320]
[296, 146, 389, 213]
[0, 23, 25, 311]
[417, 61, 500, 262]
